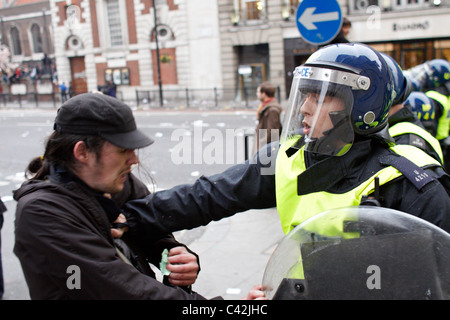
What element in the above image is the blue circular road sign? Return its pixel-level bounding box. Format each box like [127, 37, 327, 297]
[296, 0, 343, 45]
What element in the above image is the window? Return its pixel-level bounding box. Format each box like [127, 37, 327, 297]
[104, 67, 130, 85]
[245, 0, 262, 20]
[349, 0, 380, 13]
[31, 24, 43, 53]
[435, 40, 450, 63]
[10, 26, 22, 55]
[106, 0, 124, 47]
[349, 0, 434, 12]
[393, 0, 431, 9]
[233, 0, 267, 25]
[288, 0, 300, 16]
[282, 0, 300, 20]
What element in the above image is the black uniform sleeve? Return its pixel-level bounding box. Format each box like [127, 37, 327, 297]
[113, 173, 200, 272]
[380, 165, 450, 233]
[123, 143, 279, 241]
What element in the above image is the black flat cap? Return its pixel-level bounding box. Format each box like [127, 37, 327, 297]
[54, 93, 153, 149]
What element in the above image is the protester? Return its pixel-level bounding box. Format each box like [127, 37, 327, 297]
[13, 93, 265, 300]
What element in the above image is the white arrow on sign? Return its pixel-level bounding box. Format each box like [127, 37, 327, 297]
[299, 7, 340, 30]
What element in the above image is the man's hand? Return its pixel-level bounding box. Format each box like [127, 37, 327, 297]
[241, 285, 267, 300]
[111, 213, 128, 238]
[166, 246, 200, 287]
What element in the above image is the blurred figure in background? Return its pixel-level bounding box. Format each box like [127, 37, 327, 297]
[254, 82, 283, 153]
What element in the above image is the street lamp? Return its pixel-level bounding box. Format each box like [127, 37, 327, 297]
[152, 0, 163, 108]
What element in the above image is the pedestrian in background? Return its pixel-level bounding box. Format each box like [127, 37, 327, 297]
[254, 82, 283, 153]
[320, 17, 351, 47]
[59, 82, 68, 103]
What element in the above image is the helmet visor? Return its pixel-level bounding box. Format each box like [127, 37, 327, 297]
[281, 66, 356, 156]
[408, 64, 429, 90]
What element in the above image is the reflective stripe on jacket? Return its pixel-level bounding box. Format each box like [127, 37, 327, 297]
[426, 90, 450, 140]
[389, 121, 444, 164]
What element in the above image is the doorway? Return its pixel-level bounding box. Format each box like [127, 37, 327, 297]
[238, 63, 266, 101]
[69, 56, 88, 95]
[235, 44, 269, 101]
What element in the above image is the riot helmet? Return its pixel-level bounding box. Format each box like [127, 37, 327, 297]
[403, 70, 423, 92]
[281, 43, 395, 156]
[404, 91, 437, 136]
[408, 59, 450, 91]
[380, 53, 412, 105]
[424, 59, 450, 89]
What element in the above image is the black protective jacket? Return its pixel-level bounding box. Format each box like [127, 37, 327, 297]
[123, 140, 450, 241]
[13, 167, 209, 300]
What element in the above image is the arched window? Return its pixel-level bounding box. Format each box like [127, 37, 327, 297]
[31, 23, 43, 53]
[10, 26, 22, 55]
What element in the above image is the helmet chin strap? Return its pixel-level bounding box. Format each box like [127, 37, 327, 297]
[306, 111, 353, 156]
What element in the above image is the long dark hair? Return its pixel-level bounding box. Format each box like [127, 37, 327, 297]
[25, 132, 105, 180]
[25, 132, 156, 192]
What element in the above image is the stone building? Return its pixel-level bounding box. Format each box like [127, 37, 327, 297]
[0, 0, 53, 98]
[49, 0, 223, 103]
[2, 0, 450, 105]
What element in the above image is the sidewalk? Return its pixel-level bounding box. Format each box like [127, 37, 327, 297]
[173, 207, 284, 300]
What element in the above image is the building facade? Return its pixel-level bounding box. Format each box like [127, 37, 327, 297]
[224, 0, 450, 99]
[2, 0, 449, 105]
[0, 0, 53, 66]
[48, 0, 222, 102]
[0, 0, 54, 98]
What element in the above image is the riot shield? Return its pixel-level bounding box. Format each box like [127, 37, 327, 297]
[262, 206, 450, 300]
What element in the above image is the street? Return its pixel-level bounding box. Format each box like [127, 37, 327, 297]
[0, 105, 285, 300]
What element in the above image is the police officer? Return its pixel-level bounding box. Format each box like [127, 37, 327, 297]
[424, 59, 450, 171]
[406, 91, 439, 137]
[122, 44, 450, 241]
[402, 91, 444, 165]
[383, 53, 444, 165]
[408, 59, 450, 170]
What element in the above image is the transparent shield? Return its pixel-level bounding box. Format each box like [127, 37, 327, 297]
[262, 206, 450, 300]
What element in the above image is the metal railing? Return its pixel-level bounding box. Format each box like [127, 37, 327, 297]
[0, 84, 281, 110]
[135, 86, 281, 109]
[0, 92, 57, 108]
